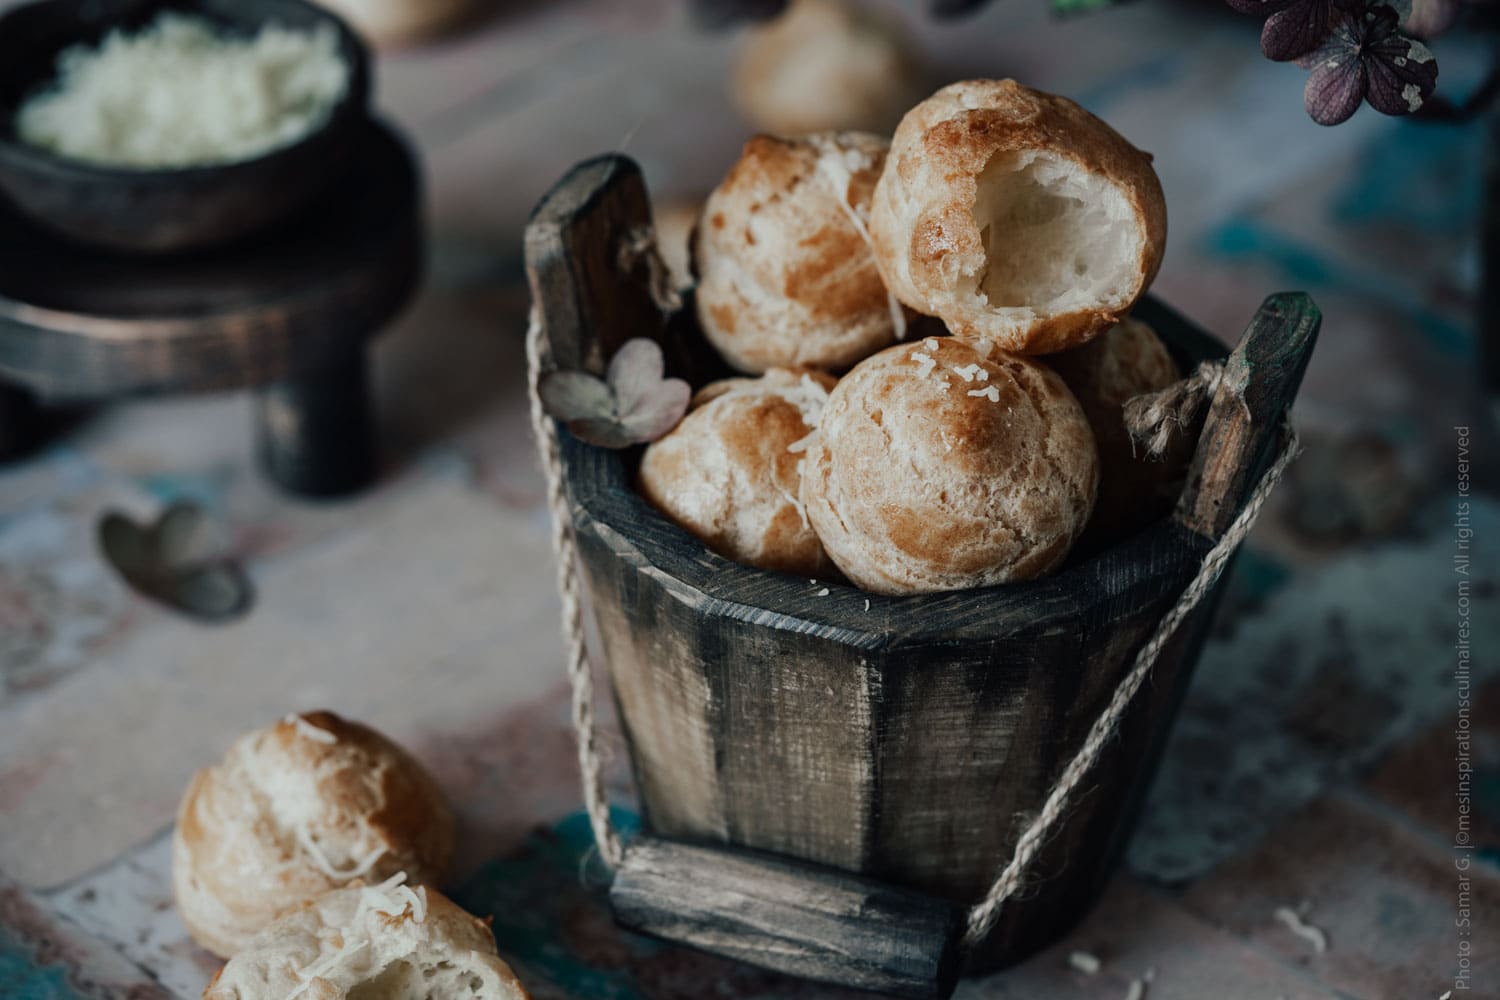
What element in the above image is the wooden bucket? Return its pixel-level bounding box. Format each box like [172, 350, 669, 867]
[525, 157, 1319, 991]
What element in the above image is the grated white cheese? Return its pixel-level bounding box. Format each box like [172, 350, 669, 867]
[816, 588, 830, 597]
[807, 134, 907, 340]
[1124, 979, 1146, 1000]
[289, 937, 367, 1000]
[1068, 951, 1101, 975]
[295, 826, 385, 882]
[863, 599, 870, 611]
[16, 13, 350, 169]
[287, 873, 428, 999]
[286, 713, 337, 744]
[968, 386, 1001, 402]
[910, 351, 937, 378]
[951, 364, 989, 383]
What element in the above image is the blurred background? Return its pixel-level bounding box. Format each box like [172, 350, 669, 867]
[0, 1, 1495, 997]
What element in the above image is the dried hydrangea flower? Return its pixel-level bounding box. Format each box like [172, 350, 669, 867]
[538, 337, 691, 449]
[1258, 0, 1366, 61]
[1300, 6, 1438, 125]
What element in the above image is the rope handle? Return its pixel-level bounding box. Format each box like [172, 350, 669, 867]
[526, 289, 1299, 954]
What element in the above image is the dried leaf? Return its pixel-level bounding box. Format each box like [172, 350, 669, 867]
[98, 501, 253, 622]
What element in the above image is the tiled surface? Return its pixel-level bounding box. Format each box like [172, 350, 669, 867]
[0, 1, 1493, 997]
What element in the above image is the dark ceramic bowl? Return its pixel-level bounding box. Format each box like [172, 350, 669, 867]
[0, 0, 371, 255]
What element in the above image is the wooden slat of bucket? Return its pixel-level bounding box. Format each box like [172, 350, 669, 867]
[611, 836, 965, 1000]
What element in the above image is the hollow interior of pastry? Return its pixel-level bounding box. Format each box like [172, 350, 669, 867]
[345, 956, 510, 999]
[968, 149, 1140, 321]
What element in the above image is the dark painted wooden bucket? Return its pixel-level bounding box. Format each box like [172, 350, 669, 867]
[525, 156, 1319, 992]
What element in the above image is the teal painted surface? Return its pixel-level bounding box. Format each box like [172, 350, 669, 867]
[453, 809, 651, 1000]
[450, 810, 862, 999]
[0, 927, 80, 1000]
[1334, 121, 1483, 233]
[1203, 218, 1472, 356]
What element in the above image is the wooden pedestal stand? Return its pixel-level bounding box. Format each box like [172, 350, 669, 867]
[0, 121, 422, 498]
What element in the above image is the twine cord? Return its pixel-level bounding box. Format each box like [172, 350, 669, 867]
[1124, 359, 1226, 459]
[960, 418, 1299, 947]
[529, 228, 1299, 953]
[526, 308, 624, 869]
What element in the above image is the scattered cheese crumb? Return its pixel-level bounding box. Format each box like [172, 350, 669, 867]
[863, 598, 870, 611]
[353, 871, 426, 925]
[816, 588, 830, 597]
[910, 351, 936, 378]
[295, 827, 385, 881]
[1068, 951, 1101, 975]
[1274, 905, 1328, 953]
[967, 386, 1001, 402]
[808, 135, 906, 340]
[952, 363, 986, 383]
[289, 938, 368, 999]
[1124, 979, 1146, 1000]
[923, 337, 939, 351]
[286, 713, 337, 744]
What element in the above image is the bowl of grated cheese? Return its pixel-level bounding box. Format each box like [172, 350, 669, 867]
[0, 0, 371, 254]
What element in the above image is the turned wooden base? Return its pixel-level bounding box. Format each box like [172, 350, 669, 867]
[255, 355, 378, 498]
[0, 120, 421, 498]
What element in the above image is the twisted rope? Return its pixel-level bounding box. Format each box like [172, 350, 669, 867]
[960, 420, 1300, 947]
[530, 226, 1299, 957]
[1125, 359, 1225, 459]
[526, 308, 623, 869]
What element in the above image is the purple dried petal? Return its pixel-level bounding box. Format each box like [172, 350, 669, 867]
[606, 338, 668, 417]
[539, 370, 616, 423]
[619, 377, 692, 443]
[1305, 47, 1368, 124]
[1263, 0, 1341, 62]
[1364, 31, 1438, 115]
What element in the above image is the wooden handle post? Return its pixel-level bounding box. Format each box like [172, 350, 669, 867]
[524, 155, 668, 375]
[1174, 292, 1320, 539]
